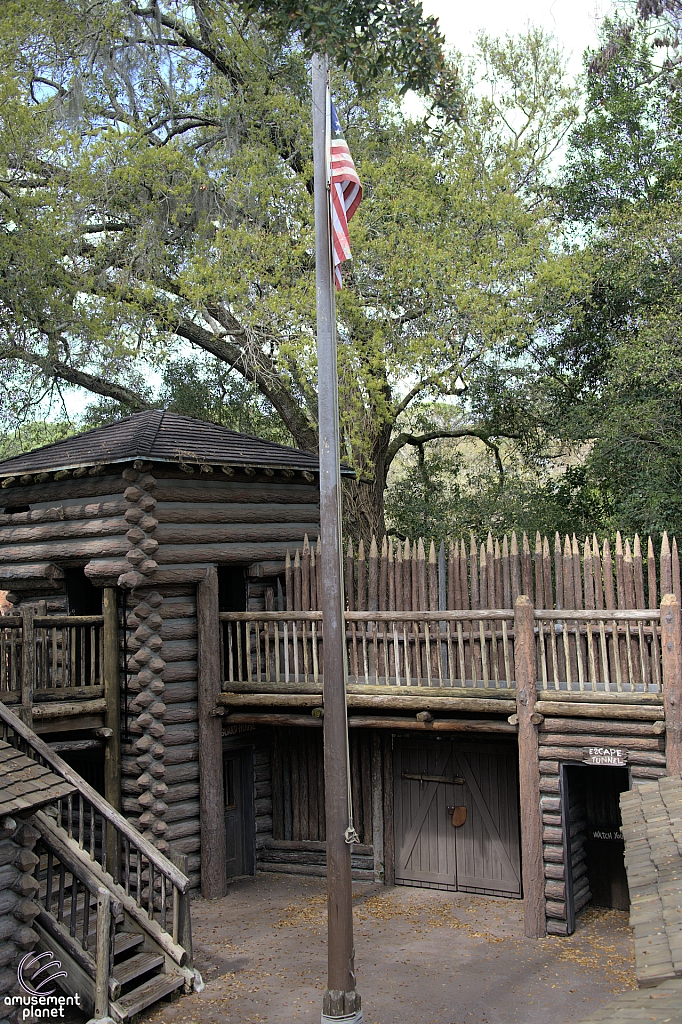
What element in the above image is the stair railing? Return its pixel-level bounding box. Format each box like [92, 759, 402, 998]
[0, 701, 192, 964]
[33, 811, 116, 1018]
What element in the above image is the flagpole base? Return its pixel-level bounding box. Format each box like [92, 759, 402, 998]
[322, 990, 362, 1023]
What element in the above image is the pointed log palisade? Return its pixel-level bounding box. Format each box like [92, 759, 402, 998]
[0, 410, 681, 951]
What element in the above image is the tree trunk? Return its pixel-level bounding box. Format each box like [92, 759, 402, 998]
[342, 429, 391, 545]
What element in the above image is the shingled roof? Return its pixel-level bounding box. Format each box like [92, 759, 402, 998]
[0, 410, 341, 476]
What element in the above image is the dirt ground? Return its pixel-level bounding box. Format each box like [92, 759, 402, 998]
[139, 874, 636, 1024]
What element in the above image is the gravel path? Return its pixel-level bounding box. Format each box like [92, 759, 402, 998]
[139, 874, 636, 1024]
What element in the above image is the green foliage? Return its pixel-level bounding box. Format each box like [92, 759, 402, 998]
[558, 18, 682, 220]
[159, 358, 293, 442]
[240, 0, 459, 113]
[0, 5, 580, 536]
[0, 420, 74, 461]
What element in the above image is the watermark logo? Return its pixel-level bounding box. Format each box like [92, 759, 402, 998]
[4, 951, 81, 1020]
[17, 952, 67, 997]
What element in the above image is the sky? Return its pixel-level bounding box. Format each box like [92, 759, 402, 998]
[423, 0, 614, 77]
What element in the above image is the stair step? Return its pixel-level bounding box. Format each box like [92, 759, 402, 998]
[113, 952, 164, 990]
[111, 972, 185, 1020]
[114, 932, 144, 958]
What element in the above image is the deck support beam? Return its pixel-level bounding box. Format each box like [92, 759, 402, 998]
[103, 588, 121, 815]
[515, 595, 546, 938]
[197, 567, 227, 899]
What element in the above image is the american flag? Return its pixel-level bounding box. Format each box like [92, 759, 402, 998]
[330, 102, 362, 290]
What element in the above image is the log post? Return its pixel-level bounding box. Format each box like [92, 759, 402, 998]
[94, 888, 111, 1020]
[171, 851, 194, 966]
[103, 589, 121, 814]
[661, 593, 682, 776]
[20, 606, 35, 729]
[197, 567, 227, 898]
[382, 732, 394, 886]
[371, 733, 384, 881]
[515, 595, 545, 938]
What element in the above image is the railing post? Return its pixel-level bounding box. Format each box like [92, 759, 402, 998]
[197, 567, 227, 899]
[103, 589, 121, 813]
[171, 852, 193, 967]
[94, 888, 111, 1019]
[20, 606, 35, 729]
[514, 595, 545, 938]
[661, 593, 682, 776]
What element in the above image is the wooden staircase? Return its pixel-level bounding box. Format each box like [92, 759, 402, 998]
[0, 701, 198, 1021]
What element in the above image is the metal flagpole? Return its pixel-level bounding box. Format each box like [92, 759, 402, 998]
[312, 53, 362, 1024]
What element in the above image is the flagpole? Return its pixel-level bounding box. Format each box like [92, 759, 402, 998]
[312, 53, 362, 1024]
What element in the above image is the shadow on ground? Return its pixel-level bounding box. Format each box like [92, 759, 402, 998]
[137, 873, 636, 1024]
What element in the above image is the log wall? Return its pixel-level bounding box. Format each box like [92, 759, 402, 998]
[258, 727, 374, 880]
[0, 817, 40, 1018]
[539, 716, 667, 934]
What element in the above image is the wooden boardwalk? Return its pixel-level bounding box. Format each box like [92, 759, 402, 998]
[577, 779, 682, 1023]
[576, 977, 682, 1023]
[620, 776, 682, 987]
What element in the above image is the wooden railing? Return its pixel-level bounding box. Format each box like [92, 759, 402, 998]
[0, 702, 192, 964]
[221, 606, 665, 694]
[535, 609, 662, 694]
[0, 612, 104, 701]
[33, 816, 117, 1019]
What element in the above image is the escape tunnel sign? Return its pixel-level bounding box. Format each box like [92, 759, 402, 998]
[583, 747, 629, 766]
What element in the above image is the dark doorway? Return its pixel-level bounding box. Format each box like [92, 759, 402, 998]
[223, 747, 255, 880]
[218, 567, 247, 613]
[564, 764, 630, 921]
[218, 567, 247, 678]
[65, 569, 102, 615]
[393, 735, 521, 897]
[60, 747, 105, 795]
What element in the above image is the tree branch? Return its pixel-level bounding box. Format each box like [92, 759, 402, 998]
[129, 3, 244, 89]
[392, 365, 465, 418]
[171, 310, 319, 451]
[386, 427, 520, 469]
[0, 348, 152, 410]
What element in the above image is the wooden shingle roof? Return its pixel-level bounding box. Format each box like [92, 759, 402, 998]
[0, 410, 344, 476]
[0, 740, 75, 817]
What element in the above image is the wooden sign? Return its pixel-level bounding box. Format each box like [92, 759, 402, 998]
[583, 747, 628, 766]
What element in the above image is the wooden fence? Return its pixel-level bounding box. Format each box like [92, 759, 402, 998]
[220, 530, 678, 694]
[279, 531, 680, 617]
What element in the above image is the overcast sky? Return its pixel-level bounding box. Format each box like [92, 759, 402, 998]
[423, 0, 614, 76]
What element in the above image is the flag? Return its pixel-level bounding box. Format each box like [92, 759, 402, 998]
[330, 101, 362, 290]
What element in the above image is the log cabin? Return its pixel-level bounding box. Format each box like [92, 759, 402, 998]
[0, 410, 333, 897]
[0, 410, 680, 947]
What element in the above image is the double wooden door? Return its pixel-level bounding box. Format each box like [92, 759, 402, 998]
[394, 736, 521, 897]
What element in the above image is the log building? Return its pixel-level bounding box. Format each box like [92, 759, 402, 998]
[0, 410, 333, 893]
[0, 411, 679, 945]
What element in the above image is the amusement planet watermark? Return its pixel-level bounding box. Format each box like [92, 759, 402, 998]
[4, 951, 82, 1020]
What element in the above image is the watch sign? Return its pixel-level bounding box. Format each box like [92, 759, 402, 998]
[583, 747, 628, 766]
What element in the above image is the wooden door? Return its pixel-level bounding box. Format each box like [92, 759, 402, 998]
[394, 737, 460, 885]
[394, 737, 521, 897]
[224, 748, 255, 879]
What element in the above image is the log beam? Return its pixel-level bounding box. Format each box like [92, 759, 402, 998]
[661, 592, 682, 776]
[220, 712, 515, 732]
[197, 567, 227, 899]
[103, 588, 121, 815]
[515, 595, 545, 938]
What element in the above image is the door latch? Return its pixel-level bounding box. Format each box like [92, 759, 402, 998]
[447, 805, 467, 827]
